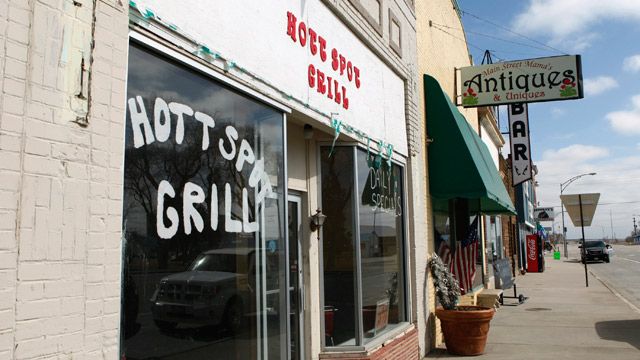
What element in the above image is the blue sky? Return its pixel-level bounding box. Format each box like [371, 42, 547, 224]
[456, 0, 640, 240]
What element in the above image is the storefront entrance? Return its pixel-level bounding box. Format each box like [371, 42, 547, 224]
[288, 194, 304, 360]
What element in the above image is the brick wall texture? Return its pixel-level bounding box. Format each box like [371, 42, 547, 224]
[0, 0, 128, 358]
[319, 327, 419, 360]
[415, 0, 478, 354]
[500, 155, 519, 274]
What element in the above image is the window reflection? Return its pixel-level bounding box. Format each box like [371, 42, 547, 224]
[356, 149, 405, 342]
[121, 43, 285, 360]
[320, 146, 407, 347]
[321, 147, 357, 346]
[432, 199, 483, 294]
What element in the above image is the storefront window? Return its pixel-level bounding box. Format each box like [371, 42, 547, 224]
[320, 146, 407, 348]
[356, 149, 406, 343]
[320, 147, 357, 346]
[432, 199, 483, 294]
[121, 43, 286, 360]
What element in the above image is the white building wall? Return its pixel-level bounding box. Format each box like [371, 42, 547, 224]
[132, 0, 410, 156]
[480, 123, 500, 170]
[0, 0, 421, 358]
[0, 1, 128, 358]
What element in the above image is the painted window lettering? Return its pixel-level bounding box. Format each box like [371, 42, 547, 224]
[127, 95, 273, 238]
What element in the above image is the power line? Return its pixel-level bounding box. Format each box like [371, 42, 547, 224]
[429, 24, 491, 55]
[546, 200, 640, 208]
[431, 21, 557, 54]
[459, 9, 568, 55]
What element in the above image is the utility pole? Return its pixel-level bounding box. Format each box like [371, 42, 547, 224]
[610, 209, 614, 240]
[560, 172, 596, 258]
[579, 195, 588, 287]
[634, 217, 637, 237]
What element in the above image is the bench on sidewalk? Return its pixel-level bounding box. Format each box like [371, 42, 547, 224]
[494, 258, 527, 305]
[477, 289, 503, 309]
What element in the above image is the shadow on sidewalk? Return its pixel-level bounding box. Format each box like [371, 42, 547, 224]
[595, 319, 640, 350]
[563, 259, 582, 263]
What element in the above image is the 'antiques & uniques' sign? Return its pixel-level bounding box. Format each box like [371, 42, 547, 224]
[508, 103, 532, 186]
[459, 55, 583, 107]
[127, 94, 274, 239]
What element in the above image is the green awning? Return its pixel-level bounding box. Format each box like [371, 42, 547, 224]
[424, 74, 516, 215]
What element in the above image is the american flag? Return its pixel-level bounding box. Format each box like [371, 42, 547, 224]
[452, 216, 479, 294]
[437, 237, 451, 266]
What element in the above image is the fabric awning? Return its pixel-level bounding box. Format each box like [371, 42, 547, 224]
[424, 74, 516, 215]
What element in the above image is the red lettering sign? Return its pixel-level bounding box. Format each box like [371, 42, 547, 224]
[286, 10, 361, 110]
[526, 234, 538, 272]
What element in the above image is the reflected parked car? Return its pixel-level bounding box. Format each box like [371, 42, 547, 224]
[150, 248, 256, 333]
[579, 240, 612, 263]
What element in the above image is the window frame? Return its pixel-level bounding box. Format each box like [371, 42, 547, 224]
[123, 30, 292, 360]
[317, 142, 411, 351]
[433, 199, 485, 294]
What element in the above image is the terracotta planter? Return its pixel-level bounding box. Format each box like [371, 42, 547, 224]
[435, 306, 495, 356]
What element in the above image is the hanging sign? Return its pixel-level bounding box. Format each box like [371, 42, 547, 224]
[534, 207, 555, 221]
[560, 193, 600, 227]
[459, 55, 583, 107]
[509, 103, 532, 186]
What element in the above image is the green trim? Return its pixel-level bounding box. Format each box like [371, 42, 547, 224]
[424, 74, 516, 215]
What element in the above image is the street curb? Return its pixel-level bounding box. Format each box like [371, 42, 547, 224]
[589, 269, 640, 314]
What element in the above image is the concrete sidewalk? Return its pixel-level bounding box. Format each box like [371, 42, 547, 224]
[429, 253, 640, 359]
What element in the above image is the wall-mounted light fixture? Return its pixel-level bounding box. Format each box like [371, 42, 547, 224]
[309, 208, 327, 233]
[303, 124, 314, 140]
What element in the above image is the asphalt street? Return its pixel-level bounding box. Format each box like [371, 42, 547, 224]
[581, 243, 640, 312]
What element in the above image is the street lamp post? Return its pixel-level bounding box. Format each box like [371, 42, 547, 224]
[560, 172, 596, 258]
[632, 215, 640, 243]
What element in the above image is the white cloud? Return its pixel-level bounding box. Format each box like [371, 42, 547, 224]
[512, 0, 640, 50]
[606, 94, 640, 135]
[541, 144, 609, 164]
[623, 54, 640, 72]
[550, 107, 566, 118]
[533, 144, 640, 240]
[583, 76, 618, 96]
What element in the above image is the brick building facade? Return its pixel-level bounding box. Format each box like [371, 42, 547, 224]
[0, 0, 425, 359]
[0, 0, 128, 358]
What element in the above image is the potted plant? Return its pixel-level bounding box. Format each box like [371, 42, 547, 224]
[429, 254, 495, 356]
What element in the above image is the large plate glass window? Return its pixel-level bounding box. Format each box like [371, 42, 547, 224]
[432, 199, 483, 294]
[120, 42, 287, 360]
[320, 145, 407, 348]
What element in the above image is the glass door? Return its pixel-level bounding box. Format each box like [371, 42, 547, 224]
[288, 195, 304, 360]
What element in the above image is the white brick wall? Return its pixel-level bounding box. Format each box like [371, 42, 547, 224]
[0, 0, 128, 358]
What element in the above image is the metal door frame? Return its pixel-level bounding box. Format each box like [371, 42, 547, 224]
[288, 193, 304, 360]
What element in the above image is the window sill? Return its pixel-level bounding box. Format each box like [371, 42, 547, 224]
[321, 322, 415, 354]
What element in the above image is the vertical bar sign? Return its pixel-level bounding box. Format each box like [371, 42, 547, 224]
[508, 103, 532, 186]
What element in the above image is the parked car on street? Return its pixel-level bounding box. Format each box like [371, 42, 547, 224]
[579, 240, 612, 263]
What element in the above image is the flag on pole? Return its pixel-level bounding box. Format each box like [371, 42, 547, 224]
[452, 216, 479, 294]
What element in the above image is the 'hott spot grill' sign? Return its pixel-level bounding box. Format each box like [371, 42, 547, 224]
[458, 55, 583, 107]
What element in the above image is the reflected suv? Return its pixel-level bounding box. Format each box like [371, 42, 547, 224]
[580, 240, 611, 263]
[150, 248, 255, 333]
